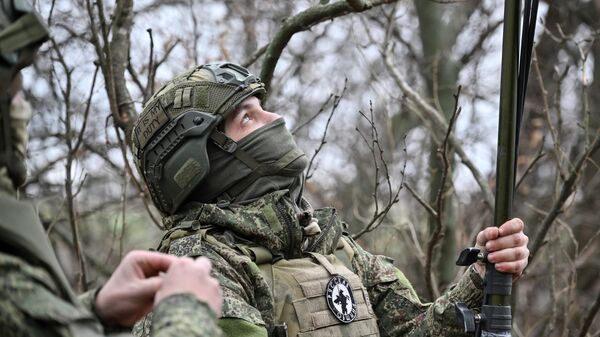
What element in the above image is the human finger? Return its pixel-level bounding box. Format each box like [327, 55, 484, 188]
[132, 276, 163, 298]
[126, 250, 180, 277]
[485, 232, 528, 252]
[476, 226, 500, 247]
[193, 256, 212, 271]
[487, 246, 530, 264]
[494, 258, 528, 276]
[498, 218, 525, 237]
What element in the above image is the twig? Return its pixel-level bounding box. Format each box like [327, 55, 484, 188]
[529, 132, 600, 265]
[305, 79, 347, 180]
[74, 65, 99, 153]
[352, 108, 405, 239]
[515, 137, 546, 192]
[578, 290, 600, 337]
[145, 28, 155, 103]
[291, 93, 334, 135]
[260, 0, 400, 98]
[533, 48, 567, 177]
[383, 40, 494, 211]
[115, 126, 129, 259]
[50, 37, 88, 291]
[460, 20, 502, 65]
[188, 0, 200, 65]
[242, 43, 268, 68]
[424, 86, 461, 300]
[404, 183, 438, 218]
[47, 0, 56, 26]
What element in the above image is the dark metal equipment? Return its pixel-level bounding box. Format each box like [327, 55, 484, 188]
[454, 0, 539, 336]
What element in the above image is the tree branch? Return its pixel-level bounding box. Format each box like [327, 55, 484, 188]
[260, 0, 399, 98]
[529, 132, 600, 265]
[383, 41, 495, 211]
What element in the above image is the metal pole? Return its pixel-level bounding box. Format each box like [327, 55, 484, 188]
[481, 0, 521, 335]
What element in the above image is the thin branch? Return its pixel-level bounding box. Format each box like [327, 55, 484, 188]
[305, 79, 347, 180]
[50, 37, 88, 291]
[260, 0, 400, 98]
[529, 132, 600, 265]
[425, 86, 462, 300]
[74, 65, 99, 153]
[127, 59, 145, 96]
[578, 290, 600, 337]
[533, 48, 567, 177]
[383, 41, 495, 211]
[515, 137, 546, 192]
[405, 183, 438, 218]
[242, 43, 269, 68]
[352, 108, 405, 239]
[291, 93, 334, 135]
[460, 19, 502, 65]
[145, 28, 155, 103]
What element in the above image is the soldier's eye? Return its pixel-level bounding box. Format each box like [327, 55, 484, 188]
[241, 114, 251, 124]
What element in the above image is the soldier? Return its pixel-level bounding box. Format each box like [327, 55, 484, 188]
[0, 1, 223, 336]
[131, 62, 529, 337]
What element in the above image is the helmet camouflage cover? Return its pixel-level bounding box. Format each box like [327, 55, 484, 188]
[131, 62, 266, 214]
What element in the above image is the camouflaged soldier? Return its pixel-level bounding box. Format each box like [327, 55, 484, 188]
[131, 63, 530, 337]
[0, 1, 223, 336]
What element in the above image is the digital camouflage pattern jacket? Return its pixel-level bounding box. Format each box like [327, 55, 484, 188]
[134, 190, 484, 337]
[0, 192, 222, 337]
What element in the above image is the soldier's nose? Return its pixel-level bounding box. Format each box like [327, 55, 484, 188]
[259, 110, 280, 124]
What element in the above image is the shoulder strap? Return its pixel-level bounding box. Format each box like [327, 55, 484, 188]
[333, 236, 355, 272]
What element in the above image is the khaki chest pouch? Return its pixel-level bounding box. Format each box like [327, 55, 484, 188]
[250, 239, 380, 337]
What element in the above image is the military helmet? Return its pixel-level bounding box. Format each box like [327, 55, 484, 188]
[131, 62, 266, 214]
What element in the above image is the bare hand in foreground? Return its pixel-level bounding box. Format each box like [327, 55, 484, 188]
[95, 250, 178, 327]
[474, 218, 529, 280]
[154, 256, 223, 316]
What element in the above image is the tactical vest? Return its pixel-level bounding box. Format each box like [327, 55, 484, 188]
[159, 192, 382, 337]
[0, 193, 105, 336]
[221, 235, 380, 337]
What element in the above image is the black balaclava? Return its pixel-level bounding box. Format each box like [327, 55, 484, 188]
[191, 118, 308, 205]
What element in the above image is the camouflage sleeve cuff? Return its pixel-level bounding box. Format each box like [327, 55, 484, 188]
[446, 265, 484, 309]
[152, 293, 223, 337]
[77, 286, 100, 313]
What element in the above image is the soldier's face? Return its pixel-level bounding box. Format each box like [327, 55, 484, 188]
[224, 96, 281, 142]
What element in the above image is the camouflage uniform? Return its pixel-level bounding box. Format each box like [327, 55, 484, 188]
[134, 190, 483, 337]
[0, 189, 223, 337]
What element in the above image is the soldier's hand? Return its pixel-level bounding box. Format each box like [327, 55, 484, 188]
[154, 256, 223, 316]
[95, 250, 177, 327]
[474, 218, 529, 280]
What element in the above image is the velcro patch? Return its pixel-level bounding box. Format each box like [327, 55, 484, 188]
[174, 159, 203, 189]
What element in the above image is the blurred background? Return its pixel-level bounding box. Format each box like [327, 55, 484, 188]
[21, 1, 600, 336]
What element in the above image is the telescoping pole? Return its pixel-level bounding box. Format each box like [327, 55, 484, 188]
[483, 0, 522, 335]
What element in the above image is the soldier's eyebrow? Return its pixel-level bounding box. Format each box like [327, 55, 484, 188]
[238, 101, 254, 111]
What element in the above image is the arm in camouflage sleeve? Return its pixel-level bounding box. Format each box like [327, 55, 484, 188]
[1, 251, 225, 337]
[151, 294, 224, 337]
[0, 252, 105, 337]
[343, 236, 483, 337]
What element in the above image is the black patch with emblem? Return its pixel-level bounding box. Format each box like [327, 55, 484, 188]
[325, 275, 357, 323]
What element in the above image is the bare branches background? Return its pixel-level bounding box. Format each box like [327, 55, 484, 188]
[20, 0, 600, 335]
